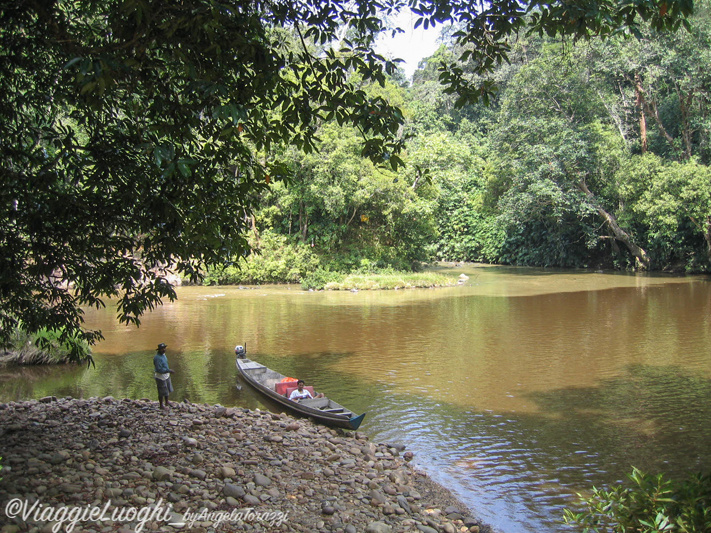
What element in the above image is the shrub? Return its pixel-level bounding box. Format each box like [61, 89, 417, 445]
[563, 467, 711, 532]
[300, 268, 345, 290]
[1, 325, 92, 365]
[203, 230, 320, 285]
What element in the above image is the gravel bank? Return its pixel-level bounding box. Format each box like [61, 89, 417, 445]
[0, 397, 492, 533]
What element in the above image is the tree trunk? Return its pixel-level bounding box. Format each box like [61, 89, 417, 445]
[251, 214, 260, 247]
[346, 206, 358, 227]
[578, 180, 651, 270]
[678, 88, 695, 160]
[634, 74, 648, 153]
[636, 77, 679, 157]
[599, 86, 629, 144]
[687, 214, 711, 263]
[300, 203, 308, 243]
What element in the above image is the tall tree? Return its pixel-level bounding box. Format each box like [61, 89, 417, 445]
[618, 155, 711, 267]
[583, 1, 711, 162]
[627, 4, 711, 162]
[262, 120, 437, 269]
[489, 42, 650, 268]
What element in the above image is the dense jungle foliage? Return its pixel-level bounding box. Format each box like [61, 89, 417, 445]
[224, 2, 711, 284]
[0, 0, 698, 358]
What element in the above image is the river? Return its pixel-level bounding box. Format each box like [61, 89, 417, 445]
[2, 264, 710, 532]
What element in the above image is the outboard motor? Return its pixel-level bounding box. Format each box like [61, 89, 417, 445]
[235, 345, 246, 359]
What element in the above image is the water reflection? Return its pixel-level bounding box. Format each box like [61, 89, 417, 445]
[365, 365, 711, 532]
[1, 266, 710, 533]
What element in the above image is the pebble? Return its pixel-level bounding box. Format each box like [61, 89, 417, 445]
[0, 397, 489, 533]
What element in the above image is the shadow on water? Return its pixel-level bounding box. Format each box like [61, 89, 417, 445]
[363, 364, 711, 533]
[521, 363, 711, 478]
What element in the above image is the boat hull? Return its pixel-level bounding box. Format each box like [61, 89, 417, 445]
[236, 357, 365, 430]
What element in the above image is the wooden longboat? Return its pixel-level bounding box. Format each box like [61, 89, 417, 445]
[236, 357, 366, 430]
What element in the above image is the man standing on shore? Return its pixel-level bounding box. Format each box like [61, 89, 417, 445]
[153, 343, 175, 409]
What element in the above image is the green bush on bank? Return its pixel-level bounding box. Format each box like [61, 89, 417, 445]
[300, 268, 345, 289]
[203, 231, 320, 285]
[563, 467, 711, 532]
[1, 325, 92, 365]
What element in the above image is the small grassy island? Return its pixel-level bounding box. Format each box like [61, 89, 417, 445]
[201, 239, 465, 291]
[319, 271, 460, 291]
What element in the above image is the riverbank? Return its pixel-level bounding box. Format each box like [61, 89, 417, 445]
[0, 353, 72, 366]
[0, 396, 491, 533]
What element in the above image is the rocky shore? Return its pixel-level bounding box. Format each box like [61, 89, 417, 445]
[0, 397, 491, 533]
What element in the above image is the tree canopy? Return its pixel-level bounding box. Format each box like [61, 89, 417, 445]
[0, 0, 694, 361]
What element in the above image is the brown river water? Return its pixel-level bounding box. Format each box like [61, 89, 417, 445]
[2, 264, 710, 532]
